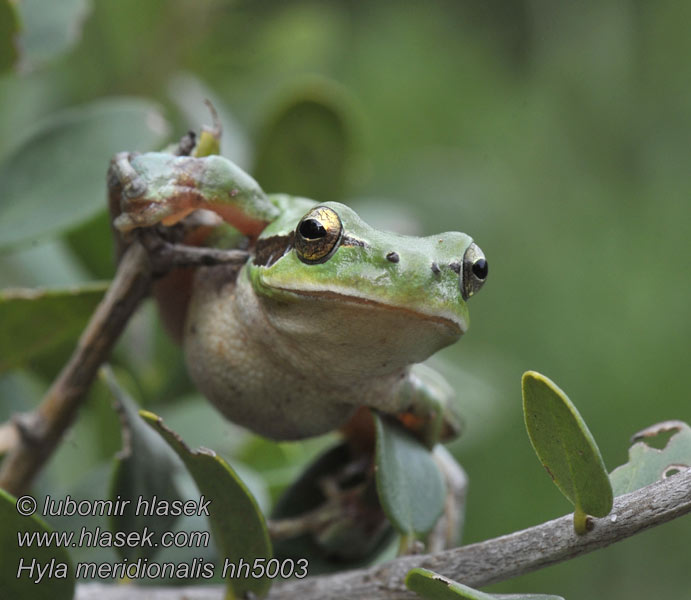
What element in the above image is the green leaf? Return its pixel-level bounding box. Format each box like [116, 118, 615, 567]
[16, 0, 90, 70]
[142, 410, 273, 599]
[0, 0, 20, 73]
[610, 420, 691, 496]
[63, 209, 116, 279]
[105, 368, 184, 560]
[0, 98, 169, 252]
[374, 414, 446, 538]
[0, 488, 75, 600]
[522, 371, 613, 532]
[405, 568, 564, 600]
[0, 283, 107, 374]
[253, 80, 353, 202]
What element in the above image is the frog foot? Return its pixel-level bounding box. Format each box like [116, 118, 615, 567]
[108, 152, 200, 233]
[108, 151, 278, 237]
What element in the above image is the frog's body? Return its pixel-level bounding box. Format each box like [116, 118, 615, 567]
[109, 151, 487, 444]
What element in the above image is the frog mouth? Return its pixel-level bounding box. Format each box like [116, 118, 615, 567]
[275, 287, 466, 336]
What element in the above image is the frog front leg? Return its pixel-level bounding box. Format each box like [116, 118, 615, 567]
[388, 363, 463, 447]
[108, 151, 279, 239]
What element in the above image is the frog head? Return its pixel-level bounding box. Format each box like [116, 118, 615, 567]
[246, 198, 487, 376]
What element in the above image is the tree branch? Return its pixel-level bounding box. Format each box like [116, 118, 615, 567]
[0, 238, 250, 496]
[74, 468, 691, 600]
[0, 242, 153, 496]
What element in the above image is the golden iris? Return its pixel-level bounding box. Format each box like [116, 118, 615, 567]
[295, 206, 343, 264]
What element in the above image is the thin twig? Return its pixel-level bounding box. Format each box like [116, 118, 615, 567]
[267, 503, 344, 541]
[74, 468, 691, 600]
[140, 233, 249, 272]
[0, 235, 250, 496]
[0, 242, 153, 495]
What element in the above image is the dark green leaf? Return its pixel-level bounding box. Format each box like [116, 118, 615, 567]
[253, 81, 353, 202]
[405, 568, 564, 600]
[105, 368, 184, 560]
[610, 420, 691, 496]
[16, 0, 90, 70]
[0, 283, 107, 374]
[522, 371, 613, 532]
[374, 414, 445, 538]
[0, 0, 20, 73]
[142, 410, 273, 598]
[0, 488, 75, 600]
[0, 98, 169, 251]
[63, 209, 116, 279]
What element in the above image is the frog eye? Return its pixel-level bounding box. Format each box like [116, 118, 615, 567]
[461, 242, 488, 300]
[295, 206, 343, 264]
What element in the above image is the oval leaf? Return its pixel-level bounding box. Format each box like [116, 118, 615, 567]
[0, 488, 75, 600]
[141, 410, 273, 599]
[253, 81, 352, 202]
[610, 420, 691, 496]
[374, 414, 446, 538]
[104, 368, 184, 560]
[0, 283, 108, 374]
[0, 98, 169, 251]
[406, 568, 564, 600]
[522, 371, 613, 527]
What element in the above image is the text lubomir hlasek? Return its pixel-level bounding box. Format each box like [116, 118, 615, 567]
[41, 495, 211, 517]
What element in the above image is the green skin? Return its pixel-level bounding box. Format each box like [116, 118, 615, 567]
[109, 151, 487, 444]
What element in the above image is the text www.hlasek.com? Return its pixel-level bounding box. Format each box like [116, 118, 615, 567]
[15, 494, 308, 583]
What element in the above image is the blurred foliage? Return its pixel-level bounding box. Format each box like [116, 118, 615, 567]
[0, 489, 75, 600]
[0, 0, 20, 74]
[0, 1, 690, 598]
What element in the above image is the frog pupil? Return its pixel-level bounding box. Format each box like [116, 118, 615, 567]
[472, 259, 488, 280]
[299, 218, 326, 240]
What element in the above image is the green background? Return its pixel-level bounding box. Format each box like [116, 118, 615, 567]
[1, 1, 689, 598]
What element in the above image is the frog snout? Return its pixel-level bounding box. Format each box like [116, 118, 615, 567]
[460, 243, 488, 300]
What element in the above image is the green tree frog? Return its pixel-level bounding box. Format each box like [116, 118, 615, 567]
[108, 146, 487, 447]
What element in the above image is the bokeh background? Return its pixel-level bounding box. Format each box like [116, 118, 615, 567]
[1, 1, 690, 598]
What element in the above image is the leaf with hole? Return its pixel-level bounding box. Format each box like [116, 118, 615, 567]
[374, 414, 446, 539]
[0, 488, 75, 600]
[522, 371, 613, 534]
[0, 283, 107, 374]
[0, 98, 169, 251]
[405, 568, 564, 600]
[610, 420, 691, 496]
[142, 410, 273, 598]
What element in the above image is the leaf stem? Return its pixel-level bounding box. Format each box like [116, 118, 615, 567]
[573, 506, 590, 535]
